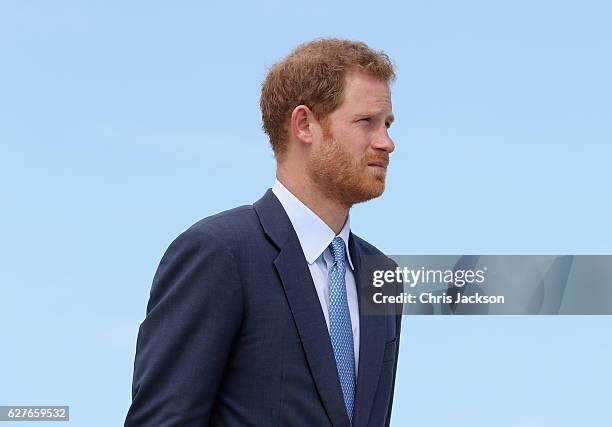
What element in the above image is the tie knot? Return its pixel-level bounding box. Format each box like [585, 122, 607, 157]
[329, 237, 346, 264]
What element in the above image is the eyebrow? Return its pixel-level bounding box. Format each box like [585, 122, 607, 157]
[355, 111, 395, 124]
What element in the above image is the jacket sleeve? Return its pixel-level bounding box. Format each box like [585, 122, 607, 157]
[125, 227, 243, 426]
[384, 312, 402, 427]
[384, 257, 403, 427]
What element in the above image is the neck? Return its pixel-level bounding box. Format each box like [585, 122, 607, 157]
[276, 167, 350, 235]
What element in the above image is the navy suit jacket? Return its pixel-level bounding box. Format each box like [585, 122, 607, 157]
[125, 189, 402, 426]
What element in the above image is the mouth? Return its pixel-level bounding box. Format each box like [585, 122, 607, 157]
[367, 160, 388, 170]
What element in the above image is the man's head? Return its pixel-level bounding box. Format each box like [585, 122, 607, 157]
[260, 38, 396, 207]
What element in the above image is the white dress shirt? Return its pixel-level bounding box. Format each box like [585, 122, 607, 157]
[272, 179, 360, 373]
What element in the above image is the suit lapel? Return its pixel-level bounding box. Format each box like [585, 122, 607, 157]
[350, 234, 387, 427]
[254, 190, 350, 427]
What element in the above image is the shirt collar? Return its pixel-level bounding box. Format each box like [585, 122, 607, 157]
[272, 179, 354, 270]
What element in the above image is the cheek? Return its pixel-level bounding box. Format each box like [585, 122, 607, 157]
[342, 127, 371, 151]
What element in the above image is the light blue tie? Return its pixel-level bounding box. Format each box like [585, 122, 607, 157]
[328, 236, 356, 423]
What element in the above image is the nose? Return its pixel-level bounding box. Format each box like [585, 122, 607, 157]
[373, 128, 395, 154]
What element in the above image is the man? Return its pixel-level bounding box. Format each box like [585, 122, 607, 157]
[125, 38, 401, 427]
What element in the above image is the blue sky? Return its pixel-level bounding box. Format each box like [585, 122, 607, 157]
[1, 1, 611, 425]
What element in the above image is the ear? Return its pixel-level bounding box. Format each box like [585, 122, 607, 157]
[290, 105, 316, 146]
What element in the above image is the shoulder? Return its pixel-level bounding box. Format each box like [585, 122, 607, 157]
[350, 232, 387, 257]
[187, 204, 260, 239]
[167, 204, 263, 255]
[350, 232, 398, 272]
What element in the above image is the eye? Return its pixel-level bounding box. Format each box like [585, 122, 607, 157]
[359, 117, 372, 124]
